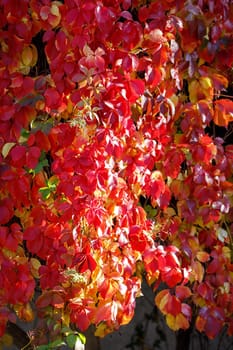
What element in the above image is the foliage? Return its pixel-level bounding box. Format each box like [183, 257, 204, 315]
[0, 0, 233, 347]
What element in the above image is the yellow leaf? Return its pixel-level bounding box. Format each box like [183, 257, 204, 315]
[200, 76, 212, 90]
[155, 290, 170, 314]
[51, 3, 60, 16]
[30, 44, 38, 66]
[166, 314, 177, 330]
[30, 258, 41, 278]
[49, 1, 62, 27]
[189, 77, 213, 103]
[15, 303, 34, 322]
[21, 46, 33, 66]
[191, 260, 204, 283]
[2, 142, 15, 158]
[166, 313, 189, 331]
[0, 333, 13, 347]
[94, 323, 113, 337]
[62, 311, 70, 327]
[121, 311, 134, 325]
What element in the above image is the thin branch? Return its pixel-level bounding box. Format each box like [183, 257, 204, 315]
[6, 322, 34, 350]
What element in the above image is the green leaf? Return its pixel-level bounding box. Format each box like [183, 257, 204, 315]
[39, 187, 52, 200]
[47, 176, 59, 189]
[18, 94, 44, 107]
[33, 157, 49, 174]
[77, 332, 86, 345]
[37, 339, 66, 349]
[19, 128, 30, 143]
[39, 176, 58, 200]
[144, 204, 157, 218]
[30, 118, 54, 134]
[66, 334, 78, 348]
[36, 345, 49, 350]
[61, 326, 72, 335]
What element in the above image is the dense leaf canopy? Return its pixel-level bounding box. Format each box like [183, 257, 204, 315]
[0, 0, 233, 348]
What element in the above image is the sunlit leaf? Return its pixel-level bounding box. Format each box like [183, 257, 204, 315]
[2, 143, 15, 158]
[213, 99, 233, 127]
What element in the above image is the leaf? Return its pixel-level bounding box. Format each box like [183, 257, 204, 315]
[77, 333, 86, 345]
[21, 46, 33, 66]
[166, 312, 189, 331]
[40, 5, 50, 20]
[128, 79, 145, 102]
[155, 289, 170, 314]
[0, 333, 13, 347]
[196, 251, 210, 263]
[30, 258, 41, 278]
[39, 176, 58, 199]
[66, 334, 78, 348]
[2, 143, 15, 158]
[191, 261, 204, 283]
[94, 322, 113, 337]
[175, 286, 192, 300]
[39, 187, 52, 200]
[166, 295, 182, 316]
[129, 225, 147, 252]
[36, 292, 52, 309]
[32, 157, 49, 174]
[44, 88, 61, 109]
[30, 118, 54, 134]
[18, 94, 43, 107]
[161, 267, 183, 288]
[10, 145, 27, 166]
[0, 105, 15, 121]
[217, 227, 228, 242]
[213, 99, 233, 127]
[37, 339, 66, 349]
[51, 293, 64, 308]
[188, 77, 213, 103]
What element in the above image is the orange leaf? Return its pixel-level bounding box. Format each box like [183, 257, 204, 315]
[191, 260, 204, 283]
[213, 99, 233, 127]
[196, 315, 206, 333]
[196, 251, 210, 263]
[155, 289, 170, 314]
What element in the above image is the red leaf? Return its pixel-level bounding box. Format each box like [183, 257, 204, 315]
[145, 65, 162, 87]
[164, 150, 185, 178]
[74, 253, 97, 273]
[175, 286, 192, 301]
[0, 105, 15, 121]
[0, 199, 13, 225]
[166, 295, 182, 316]
[36, 292, 52, 309]
[69, 302, 93, 331]
[128, 79, 145, 102]
[161, 267, 183, 288]
[51, 293, 64, 308]
[95, 4, 115, 34]
[129, 225, 147, 252]
[44, 88, 61, 109]
[26, 146, 41, 169]
[10, 145, 27, 167]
